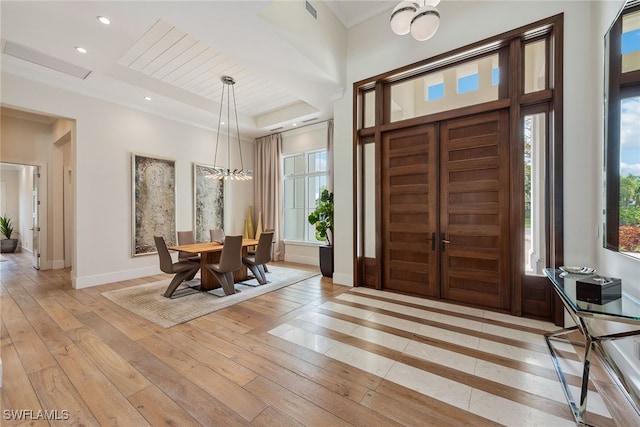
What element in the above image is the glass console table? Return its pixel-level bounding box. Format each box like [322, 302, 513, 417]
[544, 268, 640, 426]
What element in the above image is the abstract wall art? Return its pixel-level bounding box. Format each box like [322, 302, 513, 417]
[132, 153, 176, 256]
[193, 162, 224, 243]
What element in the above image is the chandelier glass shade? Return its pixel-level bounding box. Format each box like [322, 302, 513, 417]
[210, 76, 253, 180]
[390, 0, 441, 41]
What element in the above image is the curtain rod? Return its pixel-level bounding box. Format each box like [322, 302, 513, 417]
[256, 118, 332, 140]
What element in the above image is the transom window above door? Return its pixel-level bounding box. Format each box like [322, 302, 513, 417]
[389, 53, 500, 122]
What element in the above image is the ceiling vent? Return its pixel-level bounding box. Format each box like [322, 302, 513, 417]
[305, 1, 317, 19]
[2, 40, 91, 80]
[269, 126, 284, 132]
[302, 117, 318, 123]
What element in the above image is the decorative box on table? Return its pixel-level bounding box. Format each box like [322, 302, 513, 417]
[576, 276, 622, 305]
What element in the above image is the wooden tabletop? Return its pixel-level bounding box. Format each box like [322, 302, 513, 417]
[168, 239, 258, 254]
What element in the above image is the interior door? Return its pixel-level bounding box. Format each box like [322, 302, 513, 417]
[32, 166, 40, 270]
[381, 125, 438, 297]
[439, 110, 511, 310]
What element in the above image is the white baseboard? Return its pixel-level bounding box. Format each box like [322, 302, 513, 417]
[52, 260, 65, 269]
[603, 340, 640, 402]
[283, 253, 318, 266]
[332, 272, 353, 286]
[73, 265, 161, 289]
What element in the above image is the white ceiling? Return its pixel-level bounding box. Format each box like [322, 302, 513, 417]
[0, 1, 396, 138]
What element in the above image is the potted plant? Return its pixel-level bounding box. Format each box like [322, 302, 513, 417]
[0, 214, 18, 253]
[308, 187, 334, 277]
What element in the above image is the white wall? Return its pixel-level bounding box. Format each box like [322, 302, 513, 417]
[225, 175, 256, 237]
[1, 73, 253, 287]
[51, 118, 74, 268]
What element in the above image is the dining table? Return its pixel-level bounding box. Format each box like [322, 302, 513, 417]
[169, 239, 258, 291]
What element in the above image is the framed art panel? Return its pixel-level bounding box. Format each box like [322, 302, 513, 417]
[132, 153, 176, 256]
[193, 162, 224, 243]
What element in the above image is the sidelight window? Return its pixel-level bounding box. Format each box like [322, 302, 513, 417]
[524, 112, 548, 275]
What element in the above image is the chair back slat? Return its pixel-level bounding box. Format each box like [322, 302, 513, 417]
[254, 231, 274, 264]
[154, 236, 174, 274]
[210, 228, 225, 243]
[219, 235, 242, 272]
[177, 230, 196, 260]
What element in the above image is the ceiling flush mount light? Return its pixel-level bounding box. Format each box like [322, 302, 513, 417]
[97, 16, 111, 25]
[209, 76, 252, 180]
[75, 46, 87, 54]
[390, 0, 441, 41]
[390, 1, 418, 35]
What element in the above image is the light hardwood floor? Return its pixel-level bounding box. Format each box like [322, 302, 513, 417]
[1, 251, 638, 426]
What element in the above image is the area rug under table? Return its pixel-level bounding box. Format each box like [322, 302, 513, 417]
[101, 265, 319, 328]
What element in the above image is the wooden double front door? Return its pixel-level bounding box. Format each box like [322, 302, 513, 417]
[382, 110, 511, 310]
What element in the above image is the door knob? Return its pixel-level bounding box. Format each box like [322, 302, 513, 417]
[441, 234, 451, 250]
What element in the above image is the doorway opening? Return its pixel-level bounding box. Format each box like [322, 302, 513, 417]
[0, 161, 43, 269]
[0, 107, 75, 272]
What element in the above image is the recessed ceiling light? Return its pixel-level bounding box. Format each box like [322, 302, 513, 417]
[144, 96, 152, 101]
[292, 123, 297, 127]
[97, 16, 111, 25]
[75, 46, 87, 54]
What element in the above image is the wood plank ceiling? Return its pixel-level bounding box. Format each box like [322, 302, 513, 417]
[116, 19, 299, 117]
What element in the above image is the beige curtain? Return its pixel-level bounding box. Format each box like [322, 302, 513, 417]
[254, 133, 284, 261]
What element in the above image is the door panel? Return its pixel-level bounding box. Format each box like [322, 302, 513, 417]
[382, 125, 438, 297]
[440, 111, 511, 310]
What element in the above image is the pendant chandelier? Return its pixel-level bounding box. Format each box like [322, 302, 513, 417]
[210, 76, 252, 180]
[390, 0, 441, 41]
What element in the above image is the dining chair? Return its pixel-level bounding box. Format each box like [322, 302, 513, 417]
[154, 236, 201, 298]
[249, 228, 275, 273]
[242, 231, 274, 286]
[210, 228, 225, 244]
[204, 235, 242, 295]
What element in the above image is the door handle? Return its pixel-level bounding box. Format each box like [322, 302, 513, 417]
[441, 234, 451, 250]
